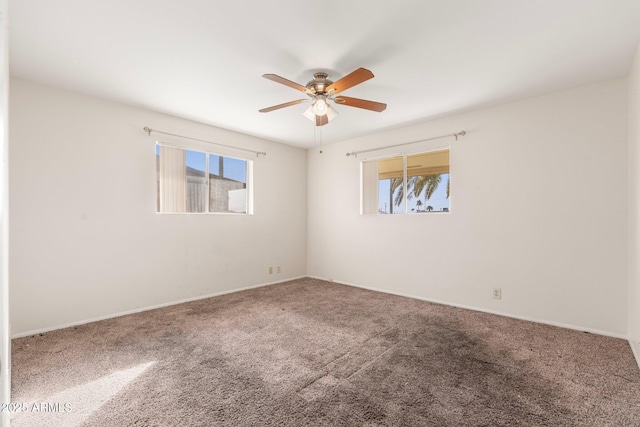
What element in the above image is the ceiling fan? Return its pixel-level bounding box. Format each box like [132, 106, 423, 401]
[259, 67, 387, 126]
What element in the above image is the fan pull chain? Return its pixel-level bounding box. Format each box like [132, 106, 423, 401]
[316, 124, 324, 154]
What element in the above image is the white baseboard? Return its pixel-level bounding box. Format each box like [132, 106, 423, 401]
[630, 339, 640, 370]
[308, 275, 628, 340]
[15, 274, 636, 363]
[12, 276, 306, 339]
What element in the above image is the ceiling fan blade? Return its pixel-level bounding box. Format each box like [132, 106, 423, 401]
[259, 99, 308, 113]
[262, 74, 312, 94]
[326, 68, 375, 95]
[334, 96, 387, 112]
[315, 114, 329, 126]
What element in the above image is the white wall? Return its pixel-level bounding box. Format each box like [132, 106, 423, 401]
[629, 43, 640, 363]
[0, 0, 9, 424]
[8, 74, 634, 342]
[308, 78, 629, 337]
[9, 78, 307, 336]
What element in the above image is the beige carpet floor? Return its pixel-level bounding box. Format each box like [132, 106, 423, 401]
[10, 277, 640, 426]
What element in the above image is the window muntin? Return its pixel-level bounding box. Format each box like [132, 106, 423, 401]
[156, 144, 251, 214]
[363, 149, 450, 214]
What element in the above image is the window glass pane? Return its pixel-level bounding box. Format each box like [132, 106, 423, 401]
[186, 150, 207, 213]
[407, 173, 450, 213]
[223, 157, 247, 183]
[407, 150, 450, 213]
[378, 156, 405, 214]
[209, 154, 220, 176]
[407, 150, 449, 177]
[209, 154, 247, 213]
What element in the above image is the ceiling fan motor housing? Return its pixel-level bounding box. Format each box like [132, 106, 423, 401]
[306, 72, 333, 96]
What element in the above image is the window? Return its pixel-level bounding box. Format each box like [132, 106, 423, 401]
[156, 144, 251, 214]
[362, 149, 450, 214]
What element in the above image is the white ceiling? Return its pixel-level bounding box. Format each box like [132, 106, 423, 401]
[9, 0, 640, 148]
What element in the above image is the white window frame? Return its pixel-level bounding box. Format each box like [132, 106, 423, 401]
[156, 142, 254, 215]
[361, 147, 450, 215]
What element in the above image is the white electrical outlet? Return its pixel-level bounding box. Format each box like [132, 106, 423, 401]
[268, 267, 273, 274]
[277, 266, 281, 273]
[493, 288, 502, 299]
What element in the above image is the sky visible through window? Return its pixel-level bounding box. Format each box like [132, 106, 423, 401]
[378, 173, 450, 213]
[208, 154, 246, 183]
[185, 151, 247, 183]
[156, 146, 246, 183]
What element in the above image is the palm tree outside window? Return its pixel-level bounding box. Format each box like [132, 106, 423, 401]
[362, 149, 450, 214]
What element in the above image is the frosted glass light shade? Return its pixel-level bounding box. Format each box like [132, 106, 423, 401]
[313, 96, 328, 115]
[326, 105, 338, 121]
[303, 104, 338, 123]
[303, 106, 315, 121]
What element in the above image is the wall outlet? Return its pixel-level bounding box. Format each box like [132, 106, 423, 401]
[268, 267, 273, 274]
[493, 288, 502, 299]
[277, 266, 281, 273]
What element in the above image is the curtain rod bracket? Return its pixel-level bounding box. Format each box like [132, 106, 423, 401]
[454, 130, 466, 141]
[143, 126, 152, 136]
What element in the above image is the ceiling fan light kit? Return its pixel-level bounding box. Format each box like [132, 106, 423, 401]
[303, 103, 338, 122]
[312, 95, 328, 115]
[259, 68, 387, 126]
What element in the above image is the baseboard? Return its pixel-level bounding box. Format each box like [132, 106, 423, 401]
[630, 339, 640, 370]
[12, 276, 306, 339]
[308, 275, 628, 340]
[15, 275, 634, 350]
